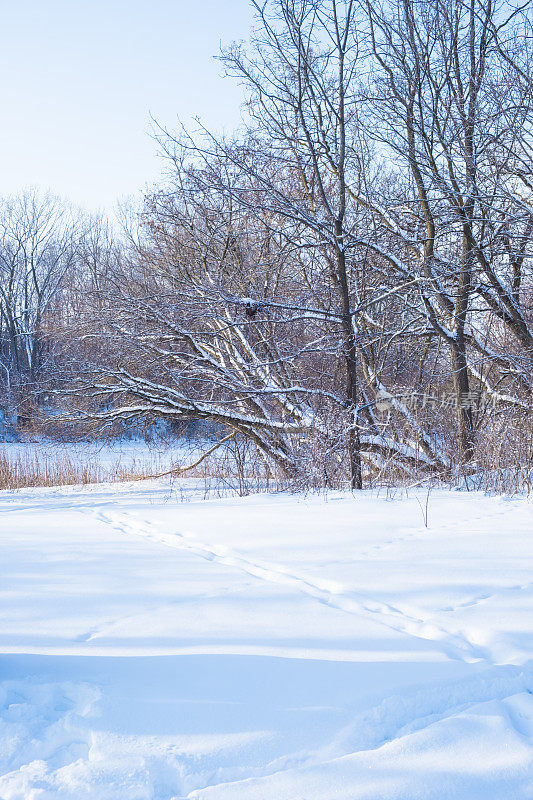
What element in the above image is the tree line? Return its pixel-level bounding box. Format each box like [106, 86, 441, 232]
[1, 0, 531, 489]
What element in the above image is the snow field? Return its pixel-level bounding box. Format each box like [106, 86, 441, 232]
[0, 480, 532, 798]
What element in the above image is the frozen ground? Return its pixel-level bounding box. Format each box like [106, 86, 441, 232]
[0, 477, 532, 799]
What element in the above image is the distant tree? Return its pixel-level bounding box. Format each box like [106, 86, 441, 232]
[0, 190, 79, 434]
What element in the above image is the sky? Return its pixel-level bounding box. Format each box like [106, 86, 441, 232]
[0, 0, 253, 213]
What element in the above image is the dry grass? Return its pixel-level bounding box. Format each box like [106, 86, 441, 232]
[0, 448, 157, 491]
[3, 432, 528, 495]
[0, 437, 276, 494]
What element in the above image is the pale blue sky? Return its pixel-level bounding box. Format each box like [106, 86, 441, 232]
[0, 0, 253, 212]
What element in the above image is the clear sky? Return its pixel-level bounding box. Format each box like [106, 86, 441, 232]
[0, 0, 253, 213]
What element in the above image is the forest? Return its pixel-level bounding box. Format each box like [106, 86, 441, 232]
[1, 0, 531, 491]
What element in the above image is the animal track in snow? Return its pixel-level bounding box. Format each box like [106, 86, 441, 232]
[85, 507, 490, 665]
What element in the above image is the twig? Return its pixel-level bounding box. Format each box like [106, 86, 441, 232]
[131, 433, 236, 481]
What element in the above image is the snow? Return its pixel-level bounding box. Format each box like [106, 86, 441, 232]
[0, 477, 532, 798]
[0, 438, 199, 476]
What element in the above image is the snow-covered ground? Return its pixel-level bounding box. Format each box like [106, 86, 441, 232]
[1, 478, 532, 798]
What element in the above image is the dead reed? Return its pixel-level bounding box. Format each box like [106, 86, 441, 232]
[0, 448, 155, 490]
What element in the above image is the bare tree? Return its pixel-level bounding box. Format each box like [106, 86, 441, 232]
[55, 0, 531, 489]
[0, 190, 79, 433]
[360, 0, 533, 463]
